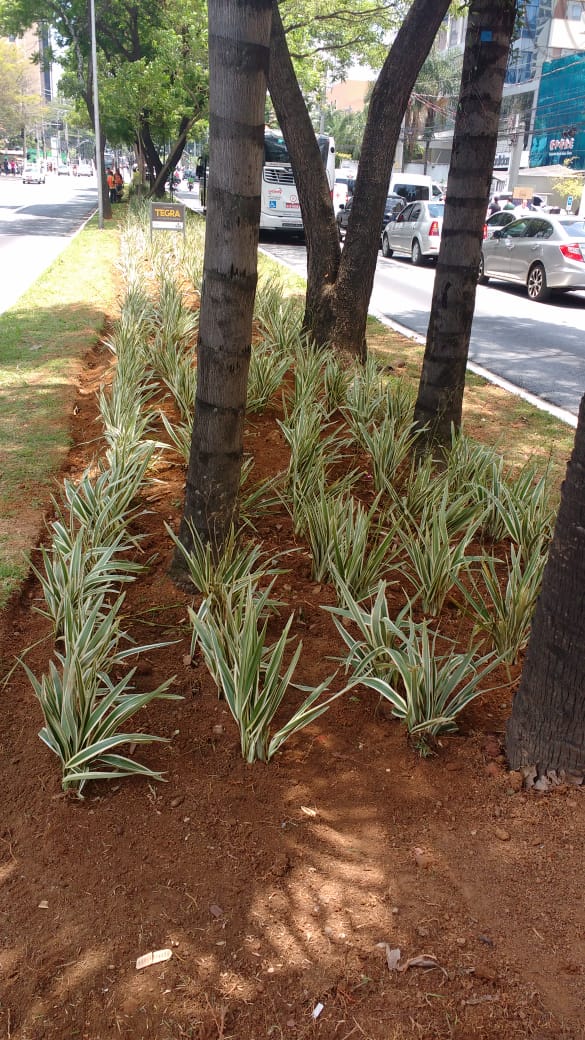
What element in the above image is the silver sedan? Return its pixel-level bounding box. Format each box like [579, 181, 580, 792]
[381, 201, 444, 264]
[479, 214, 585, 301]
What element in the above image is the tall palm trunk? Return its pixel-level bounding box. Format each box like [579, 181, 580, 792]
[268, 0, 451, 358]
[171, 0, 272, 581]
[413, 0, 517, 449]
[507, 393, 585, 781]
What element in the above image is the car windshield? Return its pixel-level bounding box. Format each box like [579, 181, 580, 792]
[559, 219, 585, 237]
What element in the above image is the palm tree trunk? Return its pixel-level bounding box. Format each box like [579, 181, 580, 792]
[171, 0, 272, 582]
[268, 0, 451, 358]
[413, 0, 518, 450]
[506, 393, 585, 781]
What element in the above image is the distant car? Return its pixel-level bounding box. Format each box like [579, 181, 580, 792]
[333, 176, 351, 215]
[479, 213, 585, 302]
[483, 209, 516, 238]
[57, 163, 70, 176]
[22, 162, 45, 184]
[76, 162, 93, 177]
[336, 192, 404, 244]
[381, 200, 444, 263]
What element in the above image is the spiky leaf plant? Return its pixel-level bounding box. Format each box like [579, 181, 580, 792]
[457, 541, 548, 666]
[24, 594, 178, 795]
[356, 618, 500, 747]
[301, 489, 400, 602]
[396, 506, 481, 616]
[168, 522, 284, 622]
[189, 584, 342, 762]
[247, 341, 291, 413]
[326, 580, 413, 681]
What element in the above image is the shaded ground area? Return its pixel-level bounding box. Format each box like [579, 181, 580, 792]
[1, 338, 584, 1040]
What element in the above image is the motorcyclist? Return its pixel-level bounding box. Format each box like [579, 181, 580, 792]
[187, 170, 195, 191]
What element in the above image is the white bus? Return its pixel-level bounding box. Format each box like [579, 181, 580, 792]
[260, 128, 336, 232]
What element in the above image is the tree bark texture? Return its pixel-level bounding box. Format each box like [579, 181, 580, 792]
[268, 1, 340, 347]
[507, 393, 585, 777]
[269, 0, 450, 358]
[413, 0, 517, 449]
[172, 0, 272, 578]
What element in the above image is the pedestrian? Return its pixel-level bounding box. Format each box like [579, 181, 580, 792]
[114, 167, 124, 201]
[2, 158, 8, 176]
[487, 196, 500, 216]
[106, 167, 116, 203]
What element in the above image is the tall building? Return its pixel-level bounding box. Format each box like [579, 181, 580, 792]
[434, 3, 585, 177]
[10, 25, 53, 101]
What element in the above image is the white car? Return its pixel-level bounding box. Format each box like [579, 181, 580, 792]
[381, 201, 444, 264]
[22, 162, 46, 184]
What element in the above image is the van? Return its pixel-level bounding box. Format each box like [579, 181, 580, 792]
[389, 172, 443, 205]
[22, 162, 46, 184]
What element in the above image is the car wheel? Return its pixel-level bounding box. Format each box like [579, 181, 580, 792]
[527, 262, 550, 302]
[411, 239, 423, 265]
[478, 254, 489, 285]
[382, 234, 393, 258]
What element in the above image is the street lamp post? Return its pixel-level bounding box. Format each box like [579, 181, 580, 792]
[89, 0, 104, 228]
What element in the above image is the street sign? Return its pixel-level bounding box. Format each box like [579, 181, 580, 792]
[566, 195, 573, 211]
[150, 202, 186, 232]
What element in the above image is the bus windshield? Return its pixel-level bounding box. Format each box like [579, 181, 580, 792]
[264, 130, 332, 168]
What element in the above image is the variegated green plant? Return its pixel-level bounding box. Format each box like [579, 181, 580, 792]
[355, 618, 500, 748]
[396, 505, 481, 616]
[168, 522, 284, 622]
[326, 580, 413, 682]
[301, 488, 400, 602]
[24, 593, 177, 795]
[457, 541, 548, 666]
[189, 584, 342, 763]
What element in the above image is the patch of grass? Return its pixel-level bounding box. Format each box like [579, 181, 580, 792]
[0, 214, 122, 608]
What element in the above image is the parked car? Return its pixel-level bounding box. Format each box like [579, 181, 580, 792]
[381, 200, 444, 263]
[336, 192, 404, 244]
[483, 209, 516, 238]
[479, 214, 585, 301]
[22, 162, 45, 184]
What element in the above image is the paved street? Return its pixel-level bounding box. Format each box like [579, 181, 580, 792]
[259, 234, 585, 419]
[0, 172, 97, 313]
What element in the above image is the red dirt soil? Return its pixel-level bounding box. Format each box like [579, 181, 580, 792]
[1, 339, 584, 1040]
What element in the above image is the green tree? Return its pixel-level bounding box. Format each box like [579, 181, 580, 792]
[171, 0, 272, 572]
[403, 47, 462, 171]
[0, 0, 208, 203]
[413, 0, 518, 450]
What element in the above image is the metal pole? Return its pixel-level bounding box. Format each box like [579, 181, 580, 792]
[90, 0, 104, 228]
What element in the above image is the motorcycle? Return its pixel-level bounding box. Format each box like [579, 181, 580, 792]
[187, 179, 194, 192]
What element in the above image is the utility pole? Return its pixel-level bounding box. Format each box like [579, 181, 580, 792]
[89, 0, 104, 228]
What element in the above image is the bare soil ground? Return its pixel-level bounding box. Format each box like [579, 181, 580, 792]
[1, 336, 584, 1040]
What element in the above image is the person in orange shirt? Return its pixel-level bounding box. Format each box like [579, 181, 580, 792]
[114, 168, 124, 201]
[106, 168, 116, 203]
